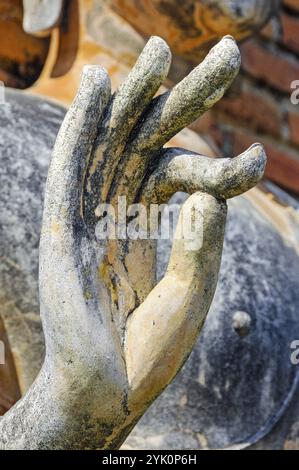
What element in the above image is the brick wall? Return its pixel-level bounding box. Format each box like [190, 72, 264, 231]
[192, 0, 299, 194]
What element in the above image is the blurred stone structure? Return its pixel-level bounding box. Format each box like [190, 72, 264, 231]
[0, 0, 50, 88]
[104, 0, 279, 61]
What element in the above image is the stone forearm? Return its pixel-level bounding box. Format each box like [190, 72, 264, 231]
[0, 360, 131, 450]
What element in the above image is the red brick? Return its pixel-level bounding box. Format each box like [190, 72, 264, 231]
[264, 143, 299, 193]
[231, 128, 299, 193]
[189, 111, 215, 135]
[261, 13, 299, 56]
[281, 13, 299, 56]
[289, 109, 299, 146]
[213, 86, 281, 136]
[261, 23, 274, 41]
[241, 40, 299, 94]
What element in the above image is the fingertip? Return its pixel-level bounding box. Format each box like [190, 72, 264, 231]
[143, 35, 172, 69]
[74, 65, 111, 115]
[147, 35, 171, 53]
[242, 143, 267, 176]
[81, 65, 111, 90]
[222, 34, 237, 44]
[82, 64, 107, 78]
[210, 35, 241, 71]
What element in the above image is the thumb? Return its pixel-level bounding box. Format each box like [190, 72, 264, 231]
[125, 192, 227, 412]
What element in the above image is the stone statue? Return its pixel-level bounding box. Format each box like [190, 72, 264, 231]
[2, 0, 299, 451]
[0, 36, 266, 449]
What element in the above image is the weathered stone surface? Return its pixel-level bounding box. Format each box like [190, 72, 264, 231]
[0, 48, 298, 448]
[1, 87, 299, 449]
[0, 31, 263, 448]
[2, 36, 262, 450]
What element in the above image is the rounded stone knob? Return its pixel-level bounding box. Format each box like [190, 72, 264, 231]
[232, 311, 252, 338]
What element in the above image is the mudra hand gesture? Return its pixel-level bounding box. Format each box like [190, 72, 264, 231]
[0, 36, 266, 449]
